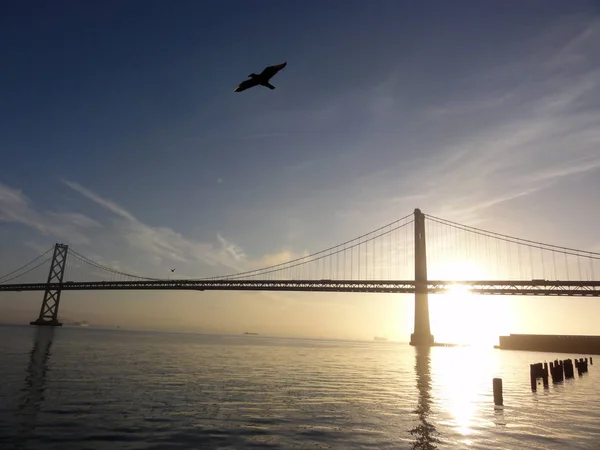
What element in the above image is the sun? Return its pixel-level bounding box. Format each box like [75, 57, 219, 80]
[428, 260, 507, 346]
[445, 284, 472, 297]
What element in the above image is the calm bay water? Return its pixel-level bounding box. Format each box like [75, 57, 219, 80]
[0, 326, 599, 449]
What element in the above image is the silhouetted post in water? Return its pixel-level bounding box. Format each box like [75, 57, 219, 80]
[493, 378, 503, 406]
[564, 359, 574, 379]
[537, 362, 549, 387]
[530, 362, 550, 389]
[550, 361, 564, 383]
[530, 363, 544, 390]
[568, 359, 573, 378]
[559, 362, 564, 381]
[559, 366, 563, 382]
[410, 209, 434, 347]
[559, 360, 564, 376]
[578, 358, 588, 374]
[575, 358, 587, 376]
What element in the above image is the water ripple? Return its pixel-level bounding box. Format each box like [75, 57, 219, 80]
[0, 326, 599, 449]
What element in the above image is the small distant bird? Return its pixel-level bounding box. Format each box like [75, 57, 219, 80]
[234, 62, 287, 92]
[170, 268, 175, 273]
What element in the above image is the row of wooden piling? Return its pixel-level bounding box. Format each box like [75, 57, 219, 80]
[494, 356, 593, 406]
[530, 356, 592, 391]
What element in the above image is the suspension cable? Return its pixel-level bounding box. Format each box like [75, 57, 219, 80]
[0, 246, 54, 282]
[67, 249, 161, 281]
[0, 256, 53, 284]
[219, 220, 415, 280]
[426, 215, 600, 261]
[201, 213, 415, 280]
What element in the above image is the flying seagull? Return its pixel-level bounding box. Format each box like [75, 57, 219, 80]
[234, 62, 287, 92]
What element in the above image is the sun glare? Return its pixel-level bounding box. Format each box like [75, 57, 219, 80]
[432, 346, 502, 443]
[445, 284, 472, 297]
[429, 260, 506, 347]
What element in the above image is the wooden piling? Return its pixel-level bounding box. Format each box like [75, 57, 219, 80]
[550, 363, 560, 383]
[542, 371, 549, 387]
[569, 359, 574, 378]
[493, 378, 503, 406]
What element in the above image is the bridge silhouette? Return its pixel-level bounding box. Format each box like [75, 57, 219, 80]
[1, 209, 599, 345]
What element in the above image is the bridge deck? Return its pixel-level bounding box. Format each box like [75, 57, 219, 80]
[0, 280, 599, 296]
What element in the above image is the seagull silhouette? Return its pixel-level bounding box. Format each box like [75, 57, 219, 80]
[234, 62, 287, 92]
[170, 268, 175, 273]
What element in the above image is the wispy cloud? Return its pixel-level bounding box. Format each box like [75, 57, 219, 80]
[60, 179, 317, 278]
[61, 179, 136, 222]
[1, 177, 317, 281]
[338, 17, 600, 228]
[254, 248, 309, 269]
[425, 92, 514, 118]
[61, 179, 250, 272]
[0, 182, 101, 245]
[217, 233, 246, 262]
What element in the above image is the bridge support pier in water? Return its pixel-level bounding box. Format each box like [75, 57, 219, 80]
[30, 243, 68, 327]
[410, 209, 434, 346]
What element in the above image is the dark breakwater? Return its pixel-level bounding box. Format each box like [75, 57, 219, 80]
[499, 334, 600, 355]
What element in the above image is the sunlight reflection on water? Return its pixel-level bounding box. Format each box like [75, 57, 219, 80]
[0, 326, 599, 449]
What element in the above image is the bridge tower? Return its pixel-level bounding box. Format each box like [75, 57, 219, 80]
[410, 209, 434, 346]
[30, 243, 68, 327]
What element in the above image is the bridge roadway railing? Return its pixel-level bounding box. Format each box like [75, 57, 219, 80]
[1, 280, 599, 296]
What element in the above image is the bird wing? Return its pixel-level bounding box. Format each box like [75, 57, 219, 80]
[259, 62, 287, 79]
[234, 78, 259, 92]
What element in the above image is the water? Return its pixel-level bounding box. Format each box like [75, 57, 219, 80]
[0, 326, 599, 449]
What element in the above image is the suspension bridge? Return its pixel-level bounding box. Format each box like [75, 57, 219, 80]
[1, 209, 599, 345]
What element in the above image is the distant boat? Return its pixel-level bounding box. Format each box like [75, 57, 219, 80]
[244, 332, 258, 335]
[374, 336, 388, 342]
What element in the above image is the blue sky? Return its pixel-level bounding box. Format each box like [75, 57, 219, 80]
[1, 1, 600, 341]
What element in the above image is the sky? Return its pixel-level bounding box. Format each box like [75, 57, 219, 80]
[1, 1, 600, 343]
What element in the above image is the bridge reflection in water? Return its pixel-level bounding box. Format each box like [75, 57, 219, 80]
[17, 327, 54, 443]
[410, 346, 441, 449]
